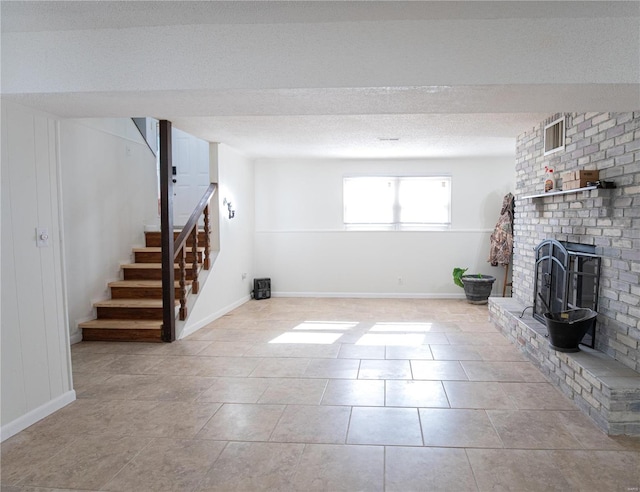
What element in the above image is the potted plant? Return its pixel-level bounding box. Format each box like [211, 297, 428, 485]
[453, 267, 496, 305]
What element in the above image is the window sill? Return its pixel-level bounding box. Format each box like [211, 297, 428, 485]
[344, 225, 451, 232]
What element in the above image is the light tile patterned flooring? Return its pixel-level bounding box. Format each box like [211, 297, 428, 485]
[2, 298, 640, 491]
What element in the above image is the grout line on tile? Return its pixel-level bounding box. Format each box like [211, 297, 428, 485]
[97, 436, 153, 491]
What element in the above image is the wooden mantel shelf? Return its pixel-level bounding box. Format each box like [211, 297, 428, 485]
[522, 185, 599, 200]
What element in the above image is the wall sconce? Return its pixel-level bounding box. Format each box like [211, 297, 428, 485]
[223, 198, 235, 219]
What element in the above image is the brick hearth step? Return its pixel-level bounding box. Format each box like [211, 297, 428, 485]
[489, 297, 640, 436]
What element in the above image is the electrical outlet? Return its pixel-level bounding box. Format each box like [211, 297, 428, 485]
[397, 277, 403, 285]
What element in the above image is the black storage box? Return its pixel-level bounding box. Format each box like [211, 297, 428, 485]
[253, 278, 271, 300]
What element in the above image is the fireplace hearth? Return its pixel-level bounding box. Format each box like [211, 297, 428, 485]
[533, 239, 601, 348]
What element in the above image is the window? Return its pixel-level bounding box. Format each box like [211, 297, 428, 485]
[343, 176, 451, 230]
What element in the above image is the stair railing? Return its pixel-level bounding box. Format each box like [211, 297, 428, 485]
[159, 119, 216, 342]
[172, 183, 217, 322]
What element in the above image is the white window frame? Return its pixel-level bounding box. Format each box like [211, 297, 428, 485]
[343, 175, 452, 231]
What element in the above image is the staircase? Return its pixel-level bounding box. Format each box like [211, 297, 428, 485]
[79, 230, 207, 342]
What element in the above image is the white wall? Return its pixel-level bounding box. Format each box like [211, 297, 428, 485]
[1, 101, 75, 440]
[254, 157, 514, 297]
[180, 143, 255, 337]
[59, 118, 159, 341]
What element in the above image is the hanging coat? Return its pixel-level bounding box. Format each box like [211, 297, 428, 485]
[488, 192, 515, 266]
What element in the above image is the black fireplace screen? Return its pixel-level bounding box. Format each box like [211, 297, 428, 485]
[533, 239, 601, 348]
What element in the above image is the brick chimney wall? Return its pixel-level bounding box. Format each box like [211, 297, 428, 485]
[513, 112, 640, 371]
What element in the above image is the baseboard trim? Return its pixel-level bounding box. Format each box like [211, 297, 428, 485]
[271, 292, 467, 299]
[179, 295, 252, 339]
[1, 390, 76, 442]
[69, 331, 83, 344]
[71, 314, 97, 345]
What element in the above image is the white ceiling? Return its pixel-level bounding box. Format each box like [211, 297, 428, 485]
[174, 113, 544, 159]
[3, 1, 638, 32]
[2, 1, 639, 159]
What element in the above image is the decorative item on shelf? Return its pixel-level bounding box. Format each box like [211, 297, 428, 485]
[587, 180, 616, 189]
[561, 169, 599, 191]
[544, 166, 555, 192]
[453, 267, 496, 305]
[222, 198, 236, 219]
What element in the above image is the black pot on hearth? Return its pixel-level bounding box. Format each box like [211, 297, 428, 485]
[543, 308, 597, 353]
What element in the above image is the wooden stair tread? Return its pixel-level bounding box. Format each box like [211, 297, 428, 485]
[82, 227, 209, 342]
[132, 247, 205, 253]
[93, 299, 178, 308]
[145, 229, 206, 233]
[121, 263, 195, 269]
[79, 319, 163, 330]
[108, 280, 191, 288]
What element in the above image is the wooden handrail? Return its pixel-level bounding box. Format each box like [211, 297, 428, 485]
[170, 182, 217, 323]
[173, 183, 217, 258]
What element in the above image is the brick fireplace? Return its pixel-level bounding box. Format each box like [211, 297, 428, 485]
[489, 112, 640, 435]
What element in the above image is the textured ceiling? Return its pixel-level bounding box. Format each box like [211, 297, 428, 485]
[2, 1, 639, 159]
[3, 1, 638, 32]
[172, 113, 547, 159]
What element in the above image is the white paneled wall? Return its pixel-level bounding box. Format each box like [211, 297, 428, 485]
[1, 101, 74, 440]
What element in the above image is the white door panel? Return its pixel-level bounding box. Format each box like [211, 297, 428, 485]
[172, 129, 209, 226]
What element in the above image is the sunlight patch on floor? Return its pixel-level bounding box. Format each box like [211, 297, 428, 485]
[292, 321, 359, 331]
[269, 321, 358, 344]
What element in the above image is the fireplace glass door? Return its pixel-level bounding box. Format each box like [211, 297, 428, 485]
[533, 239, 601, 348]
[534, 240, 569, 317]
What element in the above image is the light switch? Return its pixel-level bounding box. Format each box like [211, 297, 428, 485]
[36, 227, 49, 247]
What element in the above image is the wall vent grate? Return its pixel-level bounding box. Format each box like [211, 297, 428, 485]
[544, 116, 565, 156]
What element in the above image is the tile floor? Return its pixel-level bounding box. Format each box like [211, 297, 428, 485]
[2, 298, 640, 491]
